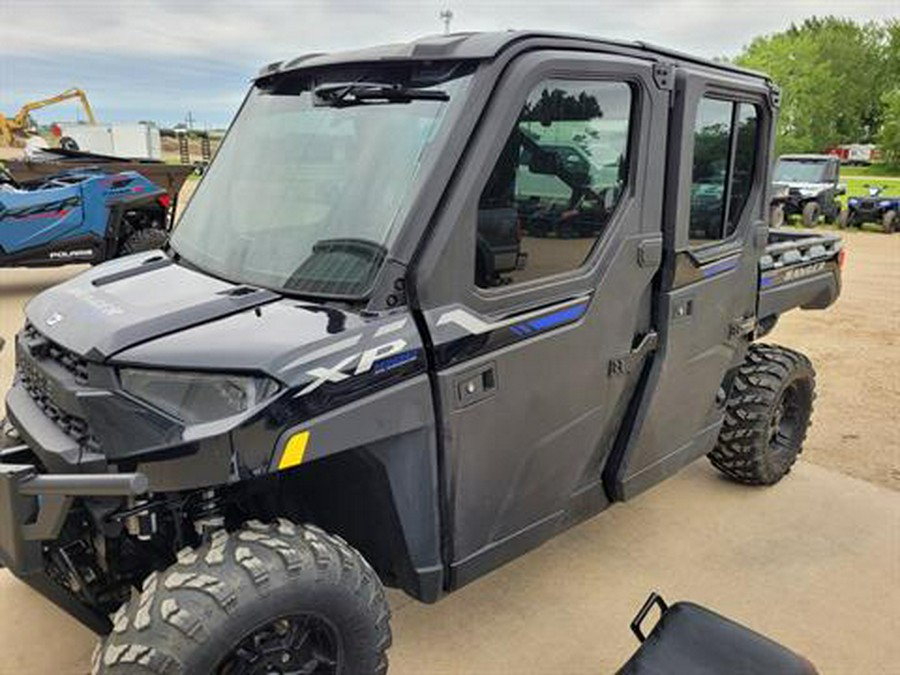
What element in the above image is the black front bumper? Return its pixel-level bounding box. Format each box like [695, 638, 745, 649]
[0, 447, 148, 633]
[0, 457, 149, 573]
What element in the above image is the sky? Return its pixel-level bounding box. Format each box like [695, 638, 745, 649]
[0, 0, 896, 128]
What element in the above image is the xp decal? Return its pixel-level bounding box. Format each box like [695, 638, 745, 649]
[297, 338, 416, 396]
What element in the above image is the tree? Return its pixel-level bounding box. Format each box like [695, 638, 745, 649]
[735, 17, 892, 154]
[879, 89, 900, 168]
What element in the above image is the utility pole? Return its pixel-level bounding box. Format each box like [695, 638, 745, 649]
[439, 9, 453, 35]
[185, 111, 195, 131]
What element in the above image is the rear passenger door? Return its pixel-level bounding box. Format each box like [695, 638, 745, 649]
[413, 51, 669, 588]
[609, 66, 774, 499]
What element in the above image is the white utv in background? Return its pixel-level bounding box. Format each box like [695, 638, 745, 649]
[0, 32, 842, 673]
[769, 153, 845, 226]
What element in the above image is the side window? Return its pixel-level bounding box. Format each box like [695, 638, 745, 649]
[475, 80, 633, 288]
[726, 104, 759, 237]
[689, 98, 760, 245]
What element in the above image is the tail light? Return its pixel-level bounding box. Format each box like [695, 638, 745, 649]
[50, 123, 61, 138]
[157, 194, 172, 210]
[838, 248, 847, 270]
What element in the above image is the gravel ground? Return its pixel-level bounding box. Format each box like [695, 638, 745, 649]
[767, 228, 899, 490]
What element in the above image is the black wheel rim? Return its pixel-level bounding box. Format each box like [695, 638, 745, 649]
[218, 614, 342, 675]
[768, 382, 804, 465]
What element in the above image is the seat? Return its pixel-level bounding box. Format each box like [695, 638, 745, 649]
[617, 596, 818, 675]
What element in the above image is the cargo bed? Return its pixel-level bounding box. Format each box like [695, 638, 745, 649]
[758, 228, 843, 322]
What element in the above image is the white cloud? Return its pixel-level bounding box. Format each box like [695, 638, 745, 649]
[1, 0, 895, 125]
[2, 0, 896, 61]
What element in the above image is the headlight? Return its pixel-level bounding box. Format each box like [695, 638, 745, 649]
[799, 188, 818, 197]
[879, 201, 892, 207]
[120, 369, 281, 424]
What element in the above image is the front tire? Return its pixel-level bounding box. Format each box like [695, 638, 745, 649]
[883, 210, 897, 234]
[93, 520, 391, 675]
[801, 201, 821, 227]
[708, 344, 815, 486]
[769, 204, 785, 228]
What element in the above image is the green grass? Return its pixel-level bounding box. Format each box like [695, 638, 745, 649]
[840, 164, 900, 178]
[840, 175, 900, 207]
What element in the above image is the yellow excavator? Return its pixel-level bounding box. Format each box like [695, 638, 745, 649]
[0, 88, 96, 146]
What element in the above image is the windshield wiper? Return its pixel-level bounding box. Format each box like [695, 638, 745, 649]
[314, 82, 449, 108]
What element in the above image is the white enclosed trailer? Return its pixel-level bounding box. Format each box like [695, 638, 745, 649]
[52, 121, 162, 160]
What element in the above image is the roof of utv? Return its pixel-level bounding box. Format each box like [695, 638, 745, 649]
[779, 154, 834, 161]
[257, 30, 769, 83]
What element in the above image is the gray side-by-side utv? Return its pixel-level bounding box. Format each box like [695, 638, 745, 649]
[0, 32, 841, 673]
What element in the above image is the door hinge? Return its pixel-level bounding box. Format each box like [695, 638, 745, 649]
[609, 331, 659, 377]
[638, 239, 663, 268]
[729, 316, 757, 340]
[652, 62, 674, 91]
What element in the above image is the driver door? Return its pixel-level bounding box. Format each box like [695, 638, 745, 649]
[413, 51, 669, 588]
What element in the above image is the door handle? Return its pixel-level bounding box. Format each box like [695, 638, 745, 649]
[454, 362, 497, 408]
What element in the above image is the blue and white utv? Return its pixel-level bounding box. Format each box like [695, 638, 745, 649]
[0, 166, 172, 268]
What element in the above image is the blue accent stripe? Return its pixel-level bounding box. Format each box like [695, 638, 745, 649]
[760, 275, 776, 288]
[702, 256, 740, 278]
[373, 349, 419, 374]
[510, 301, 589, 338]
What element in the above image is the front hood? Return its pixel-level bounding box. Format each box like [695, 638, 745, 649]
[112, 296, 379, 383]
[25, 253, 280, 359]
[773, 181, 828, 192]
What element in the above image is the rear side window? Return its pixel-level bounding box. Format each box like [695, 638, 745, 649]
[475, 80, 633, 288]
[689, 99, 760, 245]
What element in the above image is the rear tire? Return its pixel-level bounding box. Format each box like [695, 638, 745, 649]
[837, 208, 851, 229]
[883, 210, 897, 234]
[708, 344, 815, 486]
[801, 202, 821, 227]
[92, 520, 391, 675]
[119, 228, 169, 256]
[59, 136, 79, 151]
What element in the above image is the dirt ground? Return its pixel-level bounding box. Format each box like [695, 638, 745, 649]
[767, 229, 900, 490]
[1, 459, 897, 674]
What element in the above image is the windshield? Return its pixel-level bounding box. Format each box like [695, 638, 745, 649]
[774, 159, 828, 183]
[170, 63, 473, 297]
